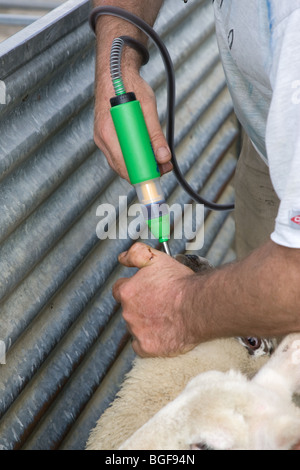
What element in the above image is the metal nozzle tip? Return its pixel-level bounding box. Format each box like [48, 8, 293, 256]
[163, 241, 171, 256]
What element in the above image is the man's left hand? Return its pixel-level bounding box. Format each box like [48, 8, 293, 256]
[112, 242, 199, 357]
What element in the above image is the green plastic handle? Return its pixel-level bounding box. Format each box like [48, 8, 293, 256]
[110, 99, 160, 185]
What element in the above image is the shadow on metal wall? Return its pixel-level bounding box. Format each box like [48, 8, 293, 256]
[0, 0, 240, 450]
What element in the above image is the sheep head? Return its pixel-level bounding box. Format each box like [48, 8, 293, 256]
[119, 334, 300, 450]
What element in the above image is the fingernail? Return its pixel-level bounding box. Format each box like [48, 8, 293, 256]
[156, 146, 171, 163]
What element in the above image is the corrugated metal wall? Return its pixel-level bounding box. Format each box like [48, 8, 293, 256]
[0, 1, 67, 42]
[0, 0, 240, 450]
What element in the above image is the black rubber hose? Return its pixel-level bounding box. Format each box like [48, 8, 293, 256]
[89, 6, 235, 211]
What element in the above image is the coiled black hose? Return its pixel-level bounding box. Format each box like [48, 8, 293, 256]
[89, 6, 235, 211]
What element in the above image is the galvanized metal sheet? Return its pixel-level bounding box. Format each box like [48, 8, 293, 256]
[0, 1, 68, 43]
[0, 0, 240, 450]
[0, 1, 64, 9]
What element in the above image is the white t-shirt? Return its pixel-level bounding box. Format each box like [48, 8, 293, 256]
[212, 0, 300, 248]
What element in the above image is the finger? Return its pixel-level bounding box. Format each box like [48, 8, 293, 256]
[144, 108, 170, 163]
[131, 337, 149, 358]
[118, 242, 166, 268]
[98, 139, 123, 178]
[112, 277, 128, 303]
[105, 136, 130, 181]
[94, 113, 130, 181]
[159, 161, 173, 176]
[139, 86, 172, 166]
[155, 144, 172, 166]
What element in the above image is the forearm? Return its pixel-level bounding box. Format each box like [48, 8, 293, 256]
[186, 240, 300, 341]
[93, 0, 164, 35]
[92, 0, 163, 79]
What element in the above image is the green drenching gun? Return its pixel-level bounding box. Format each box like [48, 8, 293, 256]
[89, 7, 235, 257]
[109, 37, 171, 255]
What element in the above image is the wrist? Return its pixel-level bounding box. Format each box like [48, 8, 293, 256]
[179, 270, 226, 347]
[91, 0, 163, 45]
[94, 24, 145, 99]
[94, 13, 148, 46]
[93, 10, 148, 70]
[91, 3, 161, 79]
[172, 273, 209, 350]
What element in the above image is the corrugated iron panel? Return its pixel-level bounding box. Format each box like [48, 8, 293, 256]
[0, 1, 67, 42]
[0, 1, 64, 9]
[0, 0, 240, 450]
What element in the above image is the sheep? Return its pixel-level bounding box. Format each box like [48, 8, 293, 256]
[119, 333, 300, 450]
[86, 254, 276, 451]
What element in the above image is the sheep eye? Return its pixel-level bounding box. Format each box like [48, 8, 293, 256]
[239, 336, 262, 354]
[190, 442, 214, 450]
[245, 337, 261, 350]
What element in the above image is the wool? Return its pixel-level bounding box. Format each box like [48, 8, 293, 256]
[86, 335, 273, 450]
[119, 334, 300, 450]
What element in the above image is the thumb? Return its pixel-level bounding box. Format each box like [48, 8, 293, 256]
[124, 73, 172, 175]
[146, 110, 173, 175]
[139, 84, 173, 175]
[146, 107, 171, 165]
[118, 242, 167, 269]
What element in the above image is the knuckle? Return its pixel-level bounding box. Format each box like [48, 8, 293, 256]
[129, 241, 145, 254]
[150, 130, 166, 144]
[127, 242, 149, 265]
[143, 90, 157, 106]
[118, 282, 129, 300]
[141, 338, 159, 357]
[94, 121, 110, 147]
[119, 280, 136, 304]
[93, 130, 104, 152]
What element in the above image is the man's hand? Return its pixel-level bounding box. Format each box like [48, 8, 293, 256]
[112, 242, 201, 357]
[112, 240, 300, 359]
[94, 70, 172, 181]
[92, 0, 171, 181]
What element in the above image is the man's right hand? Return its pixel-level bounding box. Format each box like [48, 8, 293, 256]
[92, 0, 168, 180]
[94, 67, 172, 181]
